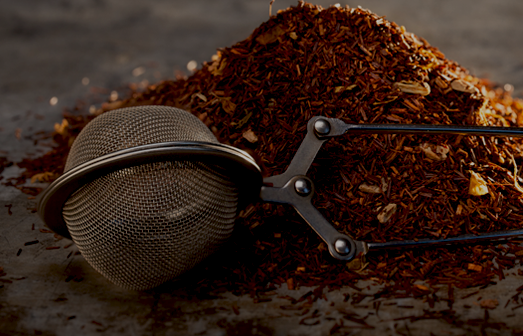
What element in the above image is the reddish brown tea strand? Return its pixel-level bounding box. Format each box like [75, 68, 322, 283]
[11, 2, 523, 299]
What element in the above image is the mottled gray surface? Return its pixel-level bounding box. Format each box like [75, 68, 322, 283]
[1, 0, 523, 335]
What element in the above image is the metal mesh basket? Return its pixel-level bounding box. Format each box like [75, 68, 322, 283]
[61, 106, 239, 290]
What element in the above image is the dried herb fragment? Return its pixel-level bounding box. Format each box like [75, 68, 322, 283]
[377, 203, 397, 224]
[468, 171, 489, 196]
[480, 299, 499, 309]
[394, 81, 431, 96]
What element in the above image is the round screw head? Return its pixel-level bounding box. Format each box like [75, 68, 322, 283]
[334, 238, 351, 256]
[314, 119, 331, 136]
[294, 178, 312, 196]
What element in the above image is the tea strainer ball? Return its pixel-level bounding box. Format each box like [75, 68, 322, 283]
[37, 106, 261, 290]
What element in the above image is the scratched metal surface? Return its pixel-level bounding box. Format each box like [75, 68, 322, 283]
[1, 1, 523, 335]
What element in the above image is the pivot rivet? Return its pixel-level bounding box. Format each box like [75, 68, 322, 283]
[314, 119, 331, 136]
[294, 178, 312, 196]
[334, 238, 351, 256]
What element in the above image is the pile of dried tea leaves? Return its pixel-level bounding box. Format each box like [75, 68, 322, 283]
[13, 2, 523, 299]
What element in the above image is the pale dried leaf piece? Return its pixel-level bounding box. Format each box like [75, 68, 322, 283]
[393, 81, 431, 96]
[497, 153, 505, 165]
[436, 145, 450, 158]
[480, 299, 499, 309]
[211, 52, 221, 62]
[347, 256, 368, 271]
[377, 203, 397, 223]
[289, 32, 298, 39]
[381, 177, 389, 193]
[359, 183, 381, 194]
[221, 98, 236, 114]
[208, 59, 227, 76]
[468, 171, 489, 196]
[31, 172, 55, 183]
[435, 77, 448, 89]
[451, 79, 477, 93]
[54, 119, 69, 136]
[475, 99, 490, 126]
[419, 143, 449, 161]
[234, 111, 252, 129]
[195, 93, 207, 102]
[256, 25, 285, 45]
[508, 153, 523, 194]
[243, 129, 258, 143]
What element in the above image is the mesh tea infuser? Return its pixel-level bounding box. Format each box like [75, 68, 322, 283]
[38, 105, 523, 290]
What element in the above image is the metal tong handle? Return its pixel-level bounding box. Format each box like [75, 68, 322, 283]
[260, 117, 523, 261]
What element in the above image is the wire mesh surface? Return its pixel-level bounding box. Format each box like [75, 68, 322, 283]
[62, 106, 239, 290]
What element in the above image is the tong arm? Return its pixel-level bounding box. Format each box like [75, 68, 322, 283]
[261, 117, 366, 260]
[260, 175, 367, 260]
[261, 116, 523, 262]
[263, 117, 347, 187]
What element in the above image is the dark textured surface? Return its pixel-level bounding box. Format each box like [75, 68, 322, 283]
[1, 1, 523, 335]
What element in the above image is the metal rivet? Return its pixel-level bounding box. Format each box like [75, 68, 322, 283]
[334, 238, 351, 255]
[294, 178, 312, 196]
[314, 119, 331, 136]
